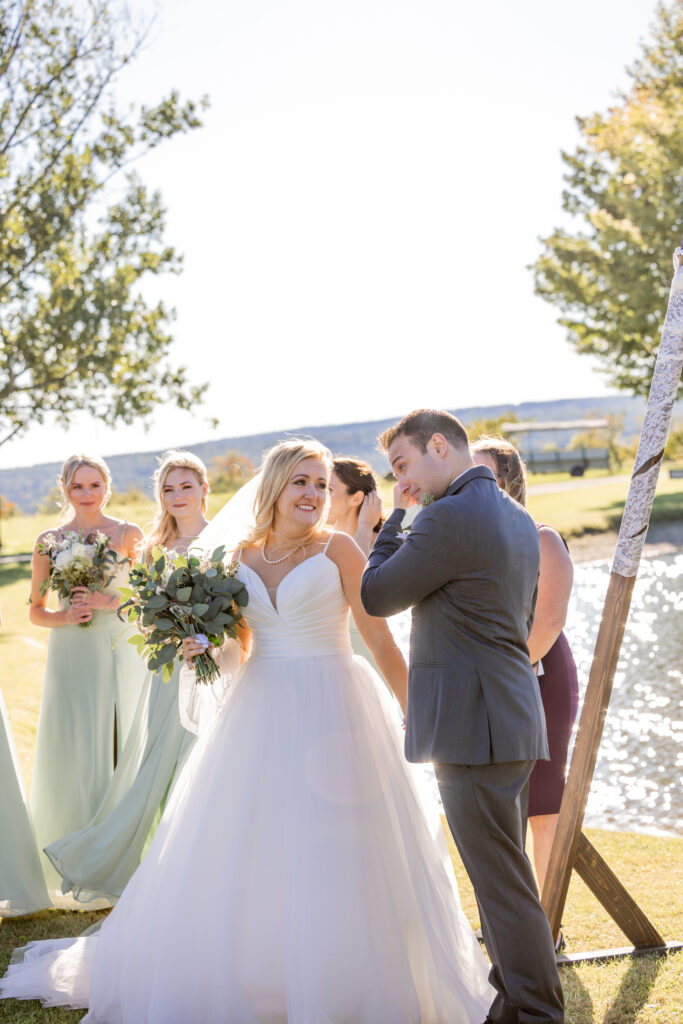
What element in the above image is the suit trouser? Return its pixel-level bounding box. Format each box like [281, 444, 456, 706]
[435, 760, 564, 1024]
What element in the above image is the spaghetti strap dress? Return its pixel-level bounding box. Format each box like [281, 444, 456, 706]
[28, 525, 147, 907]
[45, 659, 196, 904]
[1, 550, 493, 1022]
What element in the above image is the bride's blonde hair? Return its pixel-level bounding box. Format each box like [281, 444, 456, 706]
[146, 450, 209, 551]
[241, 439, 332, 549]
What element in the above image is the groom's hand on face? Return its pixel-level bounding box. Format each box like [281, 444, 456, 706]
[393, 483, 419, 511]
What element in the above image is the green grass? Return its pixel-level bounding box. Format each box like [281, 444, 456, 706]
[0, 828, 680, 1023]
[527, 473, 683, 538]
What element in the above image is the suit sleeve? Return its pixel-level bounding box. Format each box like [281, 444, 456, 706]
[361, 503, 458, 617]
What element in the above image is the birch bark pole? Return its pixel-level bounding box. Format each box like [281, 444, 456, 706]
[542, 247, 683, 939]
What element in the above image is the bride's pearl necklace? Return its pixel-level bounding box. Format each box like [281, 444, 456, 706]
[261, 539, 304, 565]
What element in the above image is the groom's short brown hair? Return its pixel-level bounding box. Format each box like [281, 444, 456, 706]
[378, 409, 470, 454]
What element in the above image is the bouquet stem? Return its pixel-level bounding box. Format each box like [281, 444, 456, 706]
[194, 651, 220, 685]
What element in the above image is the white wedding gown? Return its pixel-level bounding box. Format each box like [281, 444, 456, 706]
[1, 552, 493, 1023]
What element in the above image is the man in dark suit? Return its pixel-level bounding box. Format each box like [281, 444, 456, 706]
[361, 409, 564, 1024]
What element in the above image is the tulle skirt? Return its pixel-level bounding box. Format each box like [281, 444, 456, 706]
[1, 652, 493, 1023]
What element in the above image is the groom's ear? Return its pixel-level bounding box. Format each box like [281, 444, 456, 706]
[428, 433, 449, 459]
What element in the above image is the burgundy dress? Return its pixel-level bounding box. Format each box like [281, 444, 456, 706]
[528, 528, 579, 817]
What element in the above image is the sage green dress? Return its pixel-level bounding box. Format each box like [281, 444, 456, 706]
[0, 689, 49, 916]
[45, 660, 196, 903]
[29, 562, 146, 908]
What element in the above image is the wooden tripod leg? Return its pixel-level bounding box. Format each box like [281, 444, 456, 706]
[541, 573, 636, 938]
[575, 832, 665, 948]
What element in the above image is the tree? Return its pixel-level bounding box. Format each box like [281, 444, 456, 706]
[0, 0, 209, 447]
[465, 410, 518, 441]
[566, 412, 625, 470]
[210, 451, 256, 492]
[532, 1, 683, 399]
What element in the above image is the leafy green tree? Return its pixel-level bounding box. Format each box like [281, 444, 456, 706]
[567, 412, 625, 469]
[0, 0, 209, 447]
[532, 1, 683, 399]
[465, 411, 518, 441]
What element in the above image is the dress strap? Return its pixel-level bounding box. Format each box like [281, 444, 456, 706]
[322, 532, 335, 554]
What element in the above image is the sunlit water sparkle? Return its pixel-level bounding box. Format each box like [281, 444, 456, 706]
[388, 551, 683, 836]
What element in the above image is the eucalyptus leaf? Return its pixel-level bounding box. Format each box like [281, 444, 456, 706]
[153, 617, 175, 630]
[175, 586, 192, 602]
[192, 602, 210, 616]
[156, 643, 177, 665]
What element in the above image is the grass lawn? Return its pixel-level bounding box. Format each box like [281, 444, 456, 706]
[0, 827, 680, 1023]
[526, 472, 683, 538]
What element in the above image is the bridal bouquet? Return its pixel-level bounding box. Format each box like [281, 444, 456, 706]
[119, 545, 248, 685]
[37, 529, 124, 628]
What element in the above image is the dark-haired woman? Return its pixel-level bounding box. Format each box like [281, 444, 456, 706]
[328, 457, 387, 675]
[327, 457, 384, 557]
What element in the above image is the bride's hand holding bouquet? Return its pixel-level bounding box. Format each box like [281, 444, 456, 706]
[119, 545, 249, 684]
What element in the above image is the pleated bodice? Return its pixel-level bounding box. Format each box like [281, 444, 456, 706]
[238, 554, 354, 660]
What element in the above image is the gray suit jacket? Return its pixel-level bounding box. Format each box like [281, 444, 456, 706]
[361, 466, 548, 765]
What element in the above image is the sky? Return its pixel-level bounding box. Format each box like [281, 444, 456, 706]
[4, 0, 663, 469]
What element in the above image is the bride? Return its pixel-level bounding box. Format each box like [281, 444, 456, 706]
[1, 439, 493, 1024]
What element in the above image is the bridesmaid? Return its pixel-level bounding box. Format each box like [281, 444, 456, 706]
[0, 688, 49, 916]
[327, 457, 384, 557]
[45, 450, 210, 903]
[327, 457, 385, 675]
[28, 454, 144, 907]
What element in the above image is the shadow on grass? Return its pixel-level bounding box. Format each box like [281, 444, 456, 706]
[561, 964, 594, 1024]
[601, 952, 664, 1024]
[0, 560, 32, 587]
[602, 491, 683, 534]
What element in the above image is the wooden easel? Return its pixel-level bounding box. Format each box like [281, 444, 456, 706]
[541, 247, 683, 965]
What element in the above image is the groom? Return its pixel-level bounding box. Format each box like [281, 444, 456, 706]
[361, 409, 564, 1024]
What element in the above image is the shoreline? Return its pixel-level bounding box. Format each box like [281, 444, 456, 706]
[567, 520, 683, 563]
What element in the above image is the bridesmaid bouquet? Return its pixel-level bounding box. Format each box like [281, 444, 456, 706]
[37, 529, 123, 628]
[119, 545, 248, 684]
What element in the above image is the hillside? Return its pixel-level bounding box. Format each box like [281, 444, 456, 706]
[0, 394, 667, 513]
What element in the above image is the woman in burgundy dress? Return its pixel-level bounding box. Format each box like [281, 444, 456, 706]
[472, 437, 579, 899]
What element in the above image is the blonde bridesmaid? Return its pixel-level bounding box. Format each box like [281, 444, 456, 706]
[28, 454, 144, 907]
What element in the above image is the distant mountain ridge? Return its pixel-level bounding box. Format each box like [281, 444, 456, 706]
[2, 394, 670, 513]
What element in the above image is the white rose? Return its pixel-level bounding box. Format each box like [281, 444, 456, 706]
[70, 542, 92, 559]
[54, 549, 75, 570]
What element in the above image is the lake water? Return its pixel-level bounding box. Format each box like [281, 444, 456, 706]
[388, 550, 683, 837]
